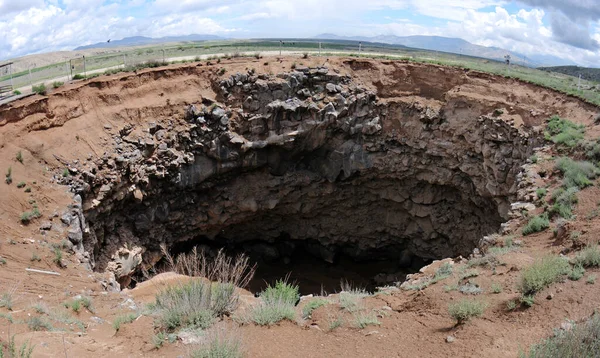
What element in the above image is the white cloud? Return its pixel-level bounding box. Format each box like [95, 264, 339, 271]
[1, 0, 600, 66]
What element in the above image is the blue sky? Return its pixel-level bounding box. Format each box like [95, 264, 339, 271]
[1, 0, 600, 66]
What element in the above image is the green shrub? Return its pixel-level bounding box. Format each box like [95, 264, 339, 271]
[448, 299, 486, 324]
[585, 139, 600, 161]
[587, 275, 597, 284]
[536, 188, 547, 199]
[353, 311, 380, 329]
[521, 314, 600, 357]
[572, 245, 600, 267]
[248, 279, 300, 326]
[339, 283, 369, 311]
[5, 166, 12, 185]
[112, 313, 138, 331]
[545, 116, 585, 147]
[151, 332, 165, 349]
[555, 157, 599, 189]
[32, 84, 47, 95]
[302, 298, 328, 319]
[16, 181, 25, 188]
[522, 214, 550, 236]
[0, 292, 13, 310]
[518, 256, 570, 297]
[520, 295, 536, 307]
[73, 74, 85, 80]
[67, 296, 93, 313]
[260, 279, 299, 306]
[27, 316, 53, 331]
[491, 283, 502, 293]
[150, 279, 237, 332]
[250, 299, 296, 326]
[189, 329, 243, 358]
[568, 265, 585, 281]
[13, 90, 21, 95]
[549, 187, 579, 219]
[1, 335, 35, 358]
[52, 248, 62, 265]
[20, 212, 32, 224]
[16, 151, 23, 164]
[52, 81, 64, 89]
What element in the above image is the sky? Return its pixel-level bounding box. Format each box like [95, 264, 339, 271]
[1, 0, 600, 66]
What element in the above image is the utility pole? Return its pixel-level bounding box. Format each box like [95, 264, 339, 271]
[28, 63, 33, 87]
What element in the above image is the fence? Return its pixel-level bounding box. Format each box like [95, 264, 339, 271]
[0, 40, 597, 104]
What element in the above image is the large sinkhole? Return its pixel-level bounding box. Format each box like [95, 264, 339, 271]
[75, 63, 539, 294]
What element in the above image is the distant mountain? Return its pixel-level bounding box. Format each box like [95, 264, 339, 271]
[315, 34, 571, 67]
[75, 34, 225, 50]
[538, 66, 600, 82]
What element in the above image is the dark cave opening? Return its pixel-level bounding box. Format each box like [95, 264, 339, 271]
[164, 234, 430, 295]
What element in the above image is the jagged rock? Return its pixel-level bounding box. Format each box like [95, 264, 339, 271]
[106, 246, 143, 288]
[39, 222, 53, 231]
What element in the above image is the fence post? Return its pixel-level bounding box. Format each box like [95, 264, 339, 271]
[123, 54, 126, 68]
[83, 56, 87, 78]
[319, 42, 321, 56]
[9, 63, 13, 89]
[28, 64, 33, 87]
[65, 61, 69, 81]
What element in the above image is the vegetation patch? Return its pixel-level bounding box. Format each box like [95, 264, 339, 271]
[572, 245, 600, 268]
[339, 282, 369, 311]
[448, 299, 486, 325]
[545, 116, 585, 148]
[250, 279, 299, 326]
[549, 187, 579, 219]
[521, 314, 600, 357]
[518, 256, 570, 298]
[32, 83, 47, 95]
[555, 157, 599, 189]
[149, 279, 237, 331]
[302, 298, 328, 319]
[522, 214, 550, 236]
[113, 313, 138, 332]
[353, 311, 381, 329]
[188, 329, 243, 358]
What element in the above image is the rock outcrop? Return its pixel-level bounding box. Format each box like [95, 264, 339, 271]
[58, 62, 540, 285]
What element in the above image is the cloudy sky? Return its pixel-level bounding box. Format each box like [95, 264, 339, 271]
[1, 0, 600, 66]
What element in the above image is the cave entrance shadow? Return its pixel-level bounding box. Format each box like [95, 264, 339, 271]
[167, 236, 423, 296]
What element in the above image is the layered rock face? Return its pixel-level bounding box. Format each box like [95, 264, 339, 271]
[70, 62, 538, 286]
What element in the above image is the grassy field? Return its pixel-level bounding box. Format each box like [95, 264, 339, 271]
[1, 39, 599, 106]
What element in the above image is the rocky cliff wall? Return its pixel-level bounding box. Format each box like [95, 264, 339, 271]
[57, 62, 540, 286]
